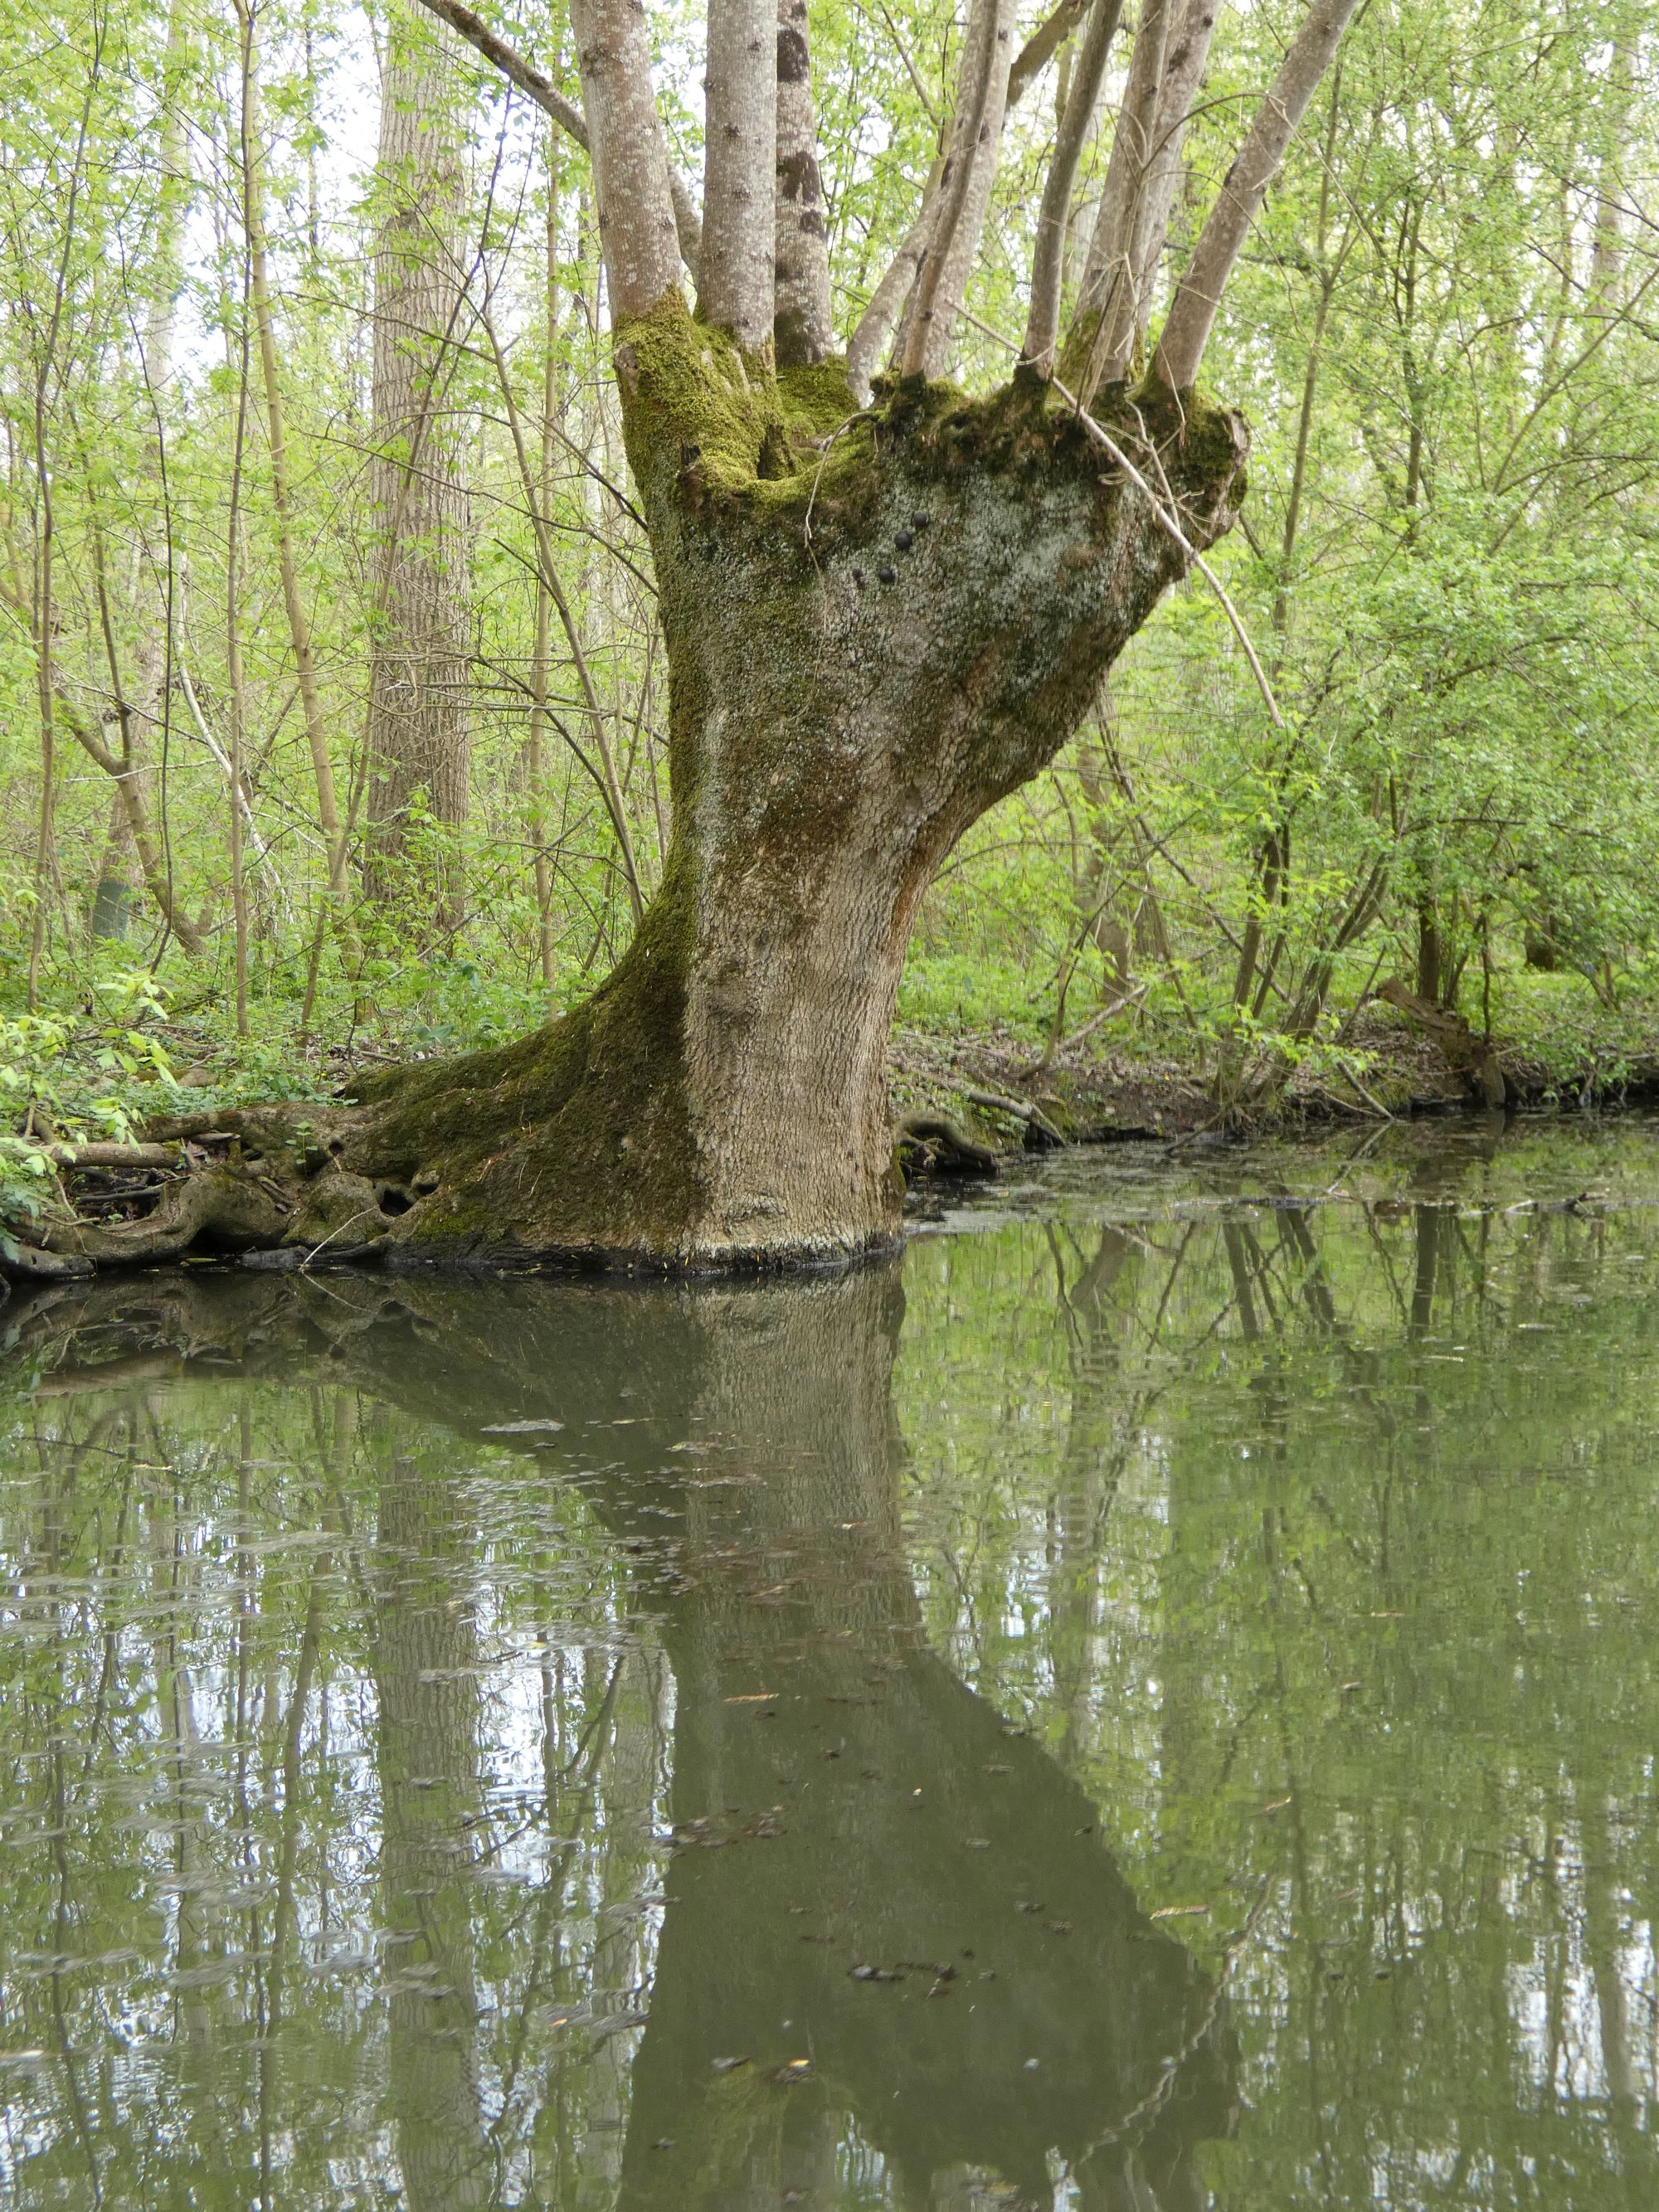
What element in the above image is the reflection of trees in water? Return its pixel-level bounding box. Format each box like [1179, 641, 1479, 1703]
[375, 1446, 490, 2210]
[0, 1262, 1236, 2209]
[907, 1187, 1659, 2205]
[2, 1172, 1657, 2204]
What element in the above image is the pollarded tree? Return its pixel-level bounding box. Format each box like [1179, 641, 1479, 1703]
[34, 0, 1362, 1278]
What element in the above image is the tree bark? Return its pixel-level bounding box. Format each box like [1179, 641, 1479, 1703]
[319, 303, 1247, 1269]
[699, 0, 777, 348]
[772, 0, 834, 367]
[568, 0, 683, 318]
[1127, 0, 1220, 347]
[363, 0, 473, 914]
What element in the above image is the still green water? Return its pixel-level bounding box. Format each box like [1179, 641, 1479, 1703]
[3, 1119, 1659, 2210]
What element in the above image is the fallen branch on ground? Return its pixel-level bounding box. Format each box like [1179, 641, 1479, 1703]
[963, 1087, 1067, 1147]
[46, 1141, 183, 1170]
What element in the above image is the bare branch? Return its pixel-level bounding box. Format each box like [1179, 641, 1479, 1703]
[1021, 0, 1123, 372]
[1008, 0, 1087, 105]
[700, 0, 777, 346]
[411, 0, 586, 138]
[1153, 0, 1364, 390]
[853, 0, 1082, 391]
[412, 0, 703, 274]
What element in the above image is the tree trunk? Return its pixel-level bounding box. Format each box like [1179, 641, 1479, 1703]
[364, 0, 472, 915]
[43, 305, 1245, 1279]
[374, 1451, 491, 2210]
[338, 302, 1246, 1268]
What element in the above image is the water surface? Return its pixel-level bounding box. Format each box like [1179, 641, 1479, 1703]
[3, 1117, 1659, 2208]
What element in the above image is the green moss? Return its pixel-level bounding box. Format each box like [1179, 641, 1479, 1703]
[1129, 373, 1248, 489]
[776, 356, 859, 439]
[353, 847, 709, 1263]
[612, 294, 787, 498]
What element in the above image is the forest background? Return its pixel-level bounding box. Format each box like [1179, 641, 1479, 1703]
[4, 0, 1657, 1214]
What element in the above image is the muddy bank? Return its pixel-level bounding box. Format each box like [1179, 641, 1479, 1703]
[890, 1004, 1659, 1169]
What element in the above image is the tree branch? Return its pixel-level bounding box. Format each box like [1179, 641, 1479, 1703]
[847, 172, 942, 399]
[1007, 0, 1087, 105]
[700, 0, 777, 346]
[1022, 0, 1123, 372]
[1152, 0, 1364, 390]
[1063, 0, 1173, 396]
[411, 0, 703, 275]
[854, 0, 1089, 390]
[773, 0, 834, 364]
[567, 0, 684, 317]
[900, 0, 1018, 377]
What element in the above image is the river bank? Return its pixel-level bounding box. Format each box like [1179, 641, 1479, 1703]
[889, 995, 1659, 1164]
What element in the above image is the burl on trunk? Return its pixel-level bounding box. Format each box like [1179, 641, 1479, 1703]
[345, 305, 1246, 1266]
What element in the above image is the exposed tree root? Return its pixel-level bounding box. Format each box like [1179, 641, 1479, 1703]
[0, 1237, 94, 1283]
[6, 1097, 396, 1282]
[897, 1112, 999, 1174]
[9, 1081, 1006, 1284]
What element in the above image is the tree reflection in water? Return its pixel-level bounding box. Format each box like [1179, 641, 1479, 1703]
[0, 1260, 1233, 2210]
[6, 1129, 1659, 2208]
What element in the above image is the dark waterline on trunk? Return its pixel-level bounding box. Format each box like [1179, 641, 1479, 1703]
[2, 1116, 1659, 2206]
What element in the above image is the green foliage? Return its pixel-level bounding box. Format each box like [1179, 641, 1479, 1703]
[0, 971, 176, 1225]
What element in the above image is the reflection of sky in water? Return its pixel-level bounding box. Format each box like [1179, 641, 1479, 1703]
[3, 1121, 1659, 2205]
